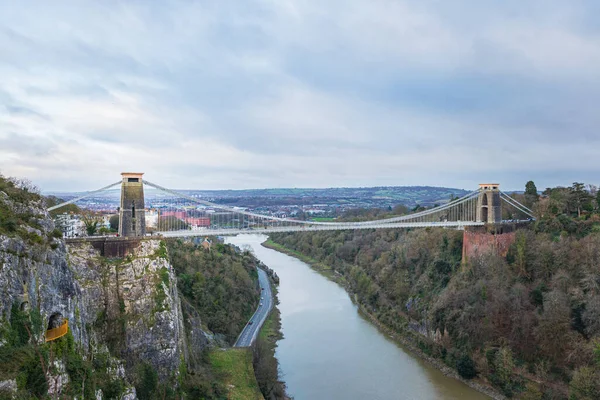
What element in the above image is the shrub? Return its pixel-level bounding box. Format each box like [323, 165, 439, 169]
[1, 215, 18, 233]
[135, 363, 158, 400]
[520, 383, 543, 400]
[9, 304, 30, 347]
[456, 354, 478, 379]
[529, 284, 547, 308]
[569, 367, 600, 400]
[102, 379, 125, 399]
[494, 347, 515, 388]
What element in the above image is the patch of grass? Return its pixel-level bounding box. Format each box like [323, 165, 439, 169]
[154, 240, 168, 259]
[154, 267, 170, 313]
[258, 295, 282, 342]
[209, 348, 263, 400]
[22, 230, 44, 245]
[159, 266, 170, 286]
[259, 312, 275, 341]
[50, 228, 63, 239]
[311, 217, 336, 222]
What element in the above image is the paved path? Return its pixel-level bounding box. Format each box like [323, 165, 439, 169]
[234, 268, 273, 347]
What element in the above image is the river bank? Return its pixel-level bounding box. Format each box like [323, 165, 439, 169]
[228, 234, 488, 399]
[252, 277, 290, 400]
[261, 239, 505, 400]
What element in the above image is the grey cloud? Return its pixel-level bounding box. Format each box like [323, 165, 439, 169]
[0, 132, 56, 157]
[4, 105, 49, 120]
[0, 1, 599, 191]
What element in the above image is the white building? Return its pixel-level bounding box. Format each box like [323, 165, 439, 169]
[55, 214, 85, 238]
[145, 209, 159, 228]
[99, 215, 111, 230]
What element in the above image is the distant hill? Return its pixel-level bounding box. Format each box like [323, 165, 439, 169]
[182, 186, 470, 208]
[45, 186, 470, 209]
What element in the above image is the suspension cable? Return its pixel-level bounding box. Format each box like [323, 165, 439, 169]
[499, 191, 534, 214]
[500, 193, 534, 216]
[358, 190, 480, 225]
[499, 193, 535, 219]
[145, 180, 482, 228]
[47, 181, 122, 212]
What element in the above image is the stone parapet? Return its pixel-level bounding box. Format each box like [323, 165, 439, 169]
[65, 236, 145, 258]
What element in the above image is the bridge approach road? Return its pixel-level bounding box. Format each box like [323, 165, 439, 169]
[234, 268, 273, 347]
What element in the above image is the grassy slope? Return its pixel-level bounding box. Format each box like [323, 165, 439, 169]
[209, 348, 264, 400]
[258, 309, 277, 342]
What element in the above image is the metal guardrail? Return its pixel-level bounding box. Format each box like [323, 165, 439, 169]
[45, 319, 69, 342]
[158, 221, 486, 237]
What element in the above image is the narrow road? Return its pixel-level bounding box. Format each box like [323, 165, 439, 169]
[234, 268, 273, 347]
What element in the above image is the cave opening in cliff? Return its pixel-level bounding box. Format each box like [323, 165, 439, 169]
[47, 312, 64, 330]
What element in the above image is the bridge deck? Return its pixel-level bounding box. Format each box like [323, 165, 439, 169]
[50, 179, 536, 240]
[157, 221, 486, 237]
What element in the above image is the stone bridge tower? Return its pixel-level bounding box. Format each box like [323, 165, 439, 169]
[476, 183, 502, 224]
[119, 172, 146, 237]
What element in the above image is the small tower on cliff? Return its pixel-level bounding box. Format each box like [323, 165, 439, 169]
[119, 172, 146, 237]
[476, 183, 502, 224]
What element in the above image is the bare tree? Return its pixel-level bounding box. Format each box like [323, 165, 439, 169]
[81, 212, 102, 236]
[9, 177, 40, 194]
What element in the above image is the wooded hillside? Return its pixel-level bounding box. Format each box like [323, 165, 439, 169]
[270, 182, 600, 399]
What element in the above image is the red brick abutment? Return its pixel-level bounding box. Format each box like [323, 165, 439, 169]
[462, 223, 528, 267]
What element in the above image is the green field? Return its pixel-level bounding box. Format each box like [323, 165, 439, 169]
[209, 348, 264, 400]
[311, 217, 336, 222]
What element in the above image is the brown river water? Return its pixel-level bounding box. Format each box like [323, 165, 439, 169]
[226, 234, 489, 400]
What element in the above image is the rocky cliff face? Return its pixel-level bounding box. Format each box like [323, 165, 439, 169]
[67, 239, 189, 380]
[0, 197, 73, 344]
[0, 193, 209, 397]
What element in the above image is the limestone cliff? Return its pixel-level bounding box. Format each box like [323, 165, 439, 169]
[0, 190, 209, 398]
[67, 239, 189, 379]
[0, 194, 72, 343]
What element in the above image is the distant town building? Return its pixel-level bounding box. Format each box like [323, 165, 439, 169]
[99, 215, 111, 230]
[306, 209, 325, 215]
[145, 209, 159, 228]
[160, 210, 186, 219]
[186, 217, 211, 228]
[55, 214, 85, 238]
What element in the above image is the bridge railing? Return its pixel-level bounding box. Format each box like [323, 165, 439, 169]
[45, 177, 535, 238]
[45, 319, 69, 342]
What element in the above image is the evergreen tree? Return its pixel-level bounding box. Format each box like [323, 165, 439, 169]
[569, 182, 592, 218]
[109, 214, 119, 231]
[525, 181, 538, 197]
[525, 181, 538, 207]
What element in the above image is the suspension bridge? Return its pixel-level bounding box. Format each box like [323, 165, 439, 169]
[48, 173, 535, 238]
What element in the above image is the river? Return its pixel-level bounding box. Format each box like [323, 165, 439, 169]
[226, 234, 488, 400]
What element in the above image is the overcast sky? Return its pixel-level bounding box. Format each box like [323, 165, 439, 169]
[1, 1, 599, 192]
